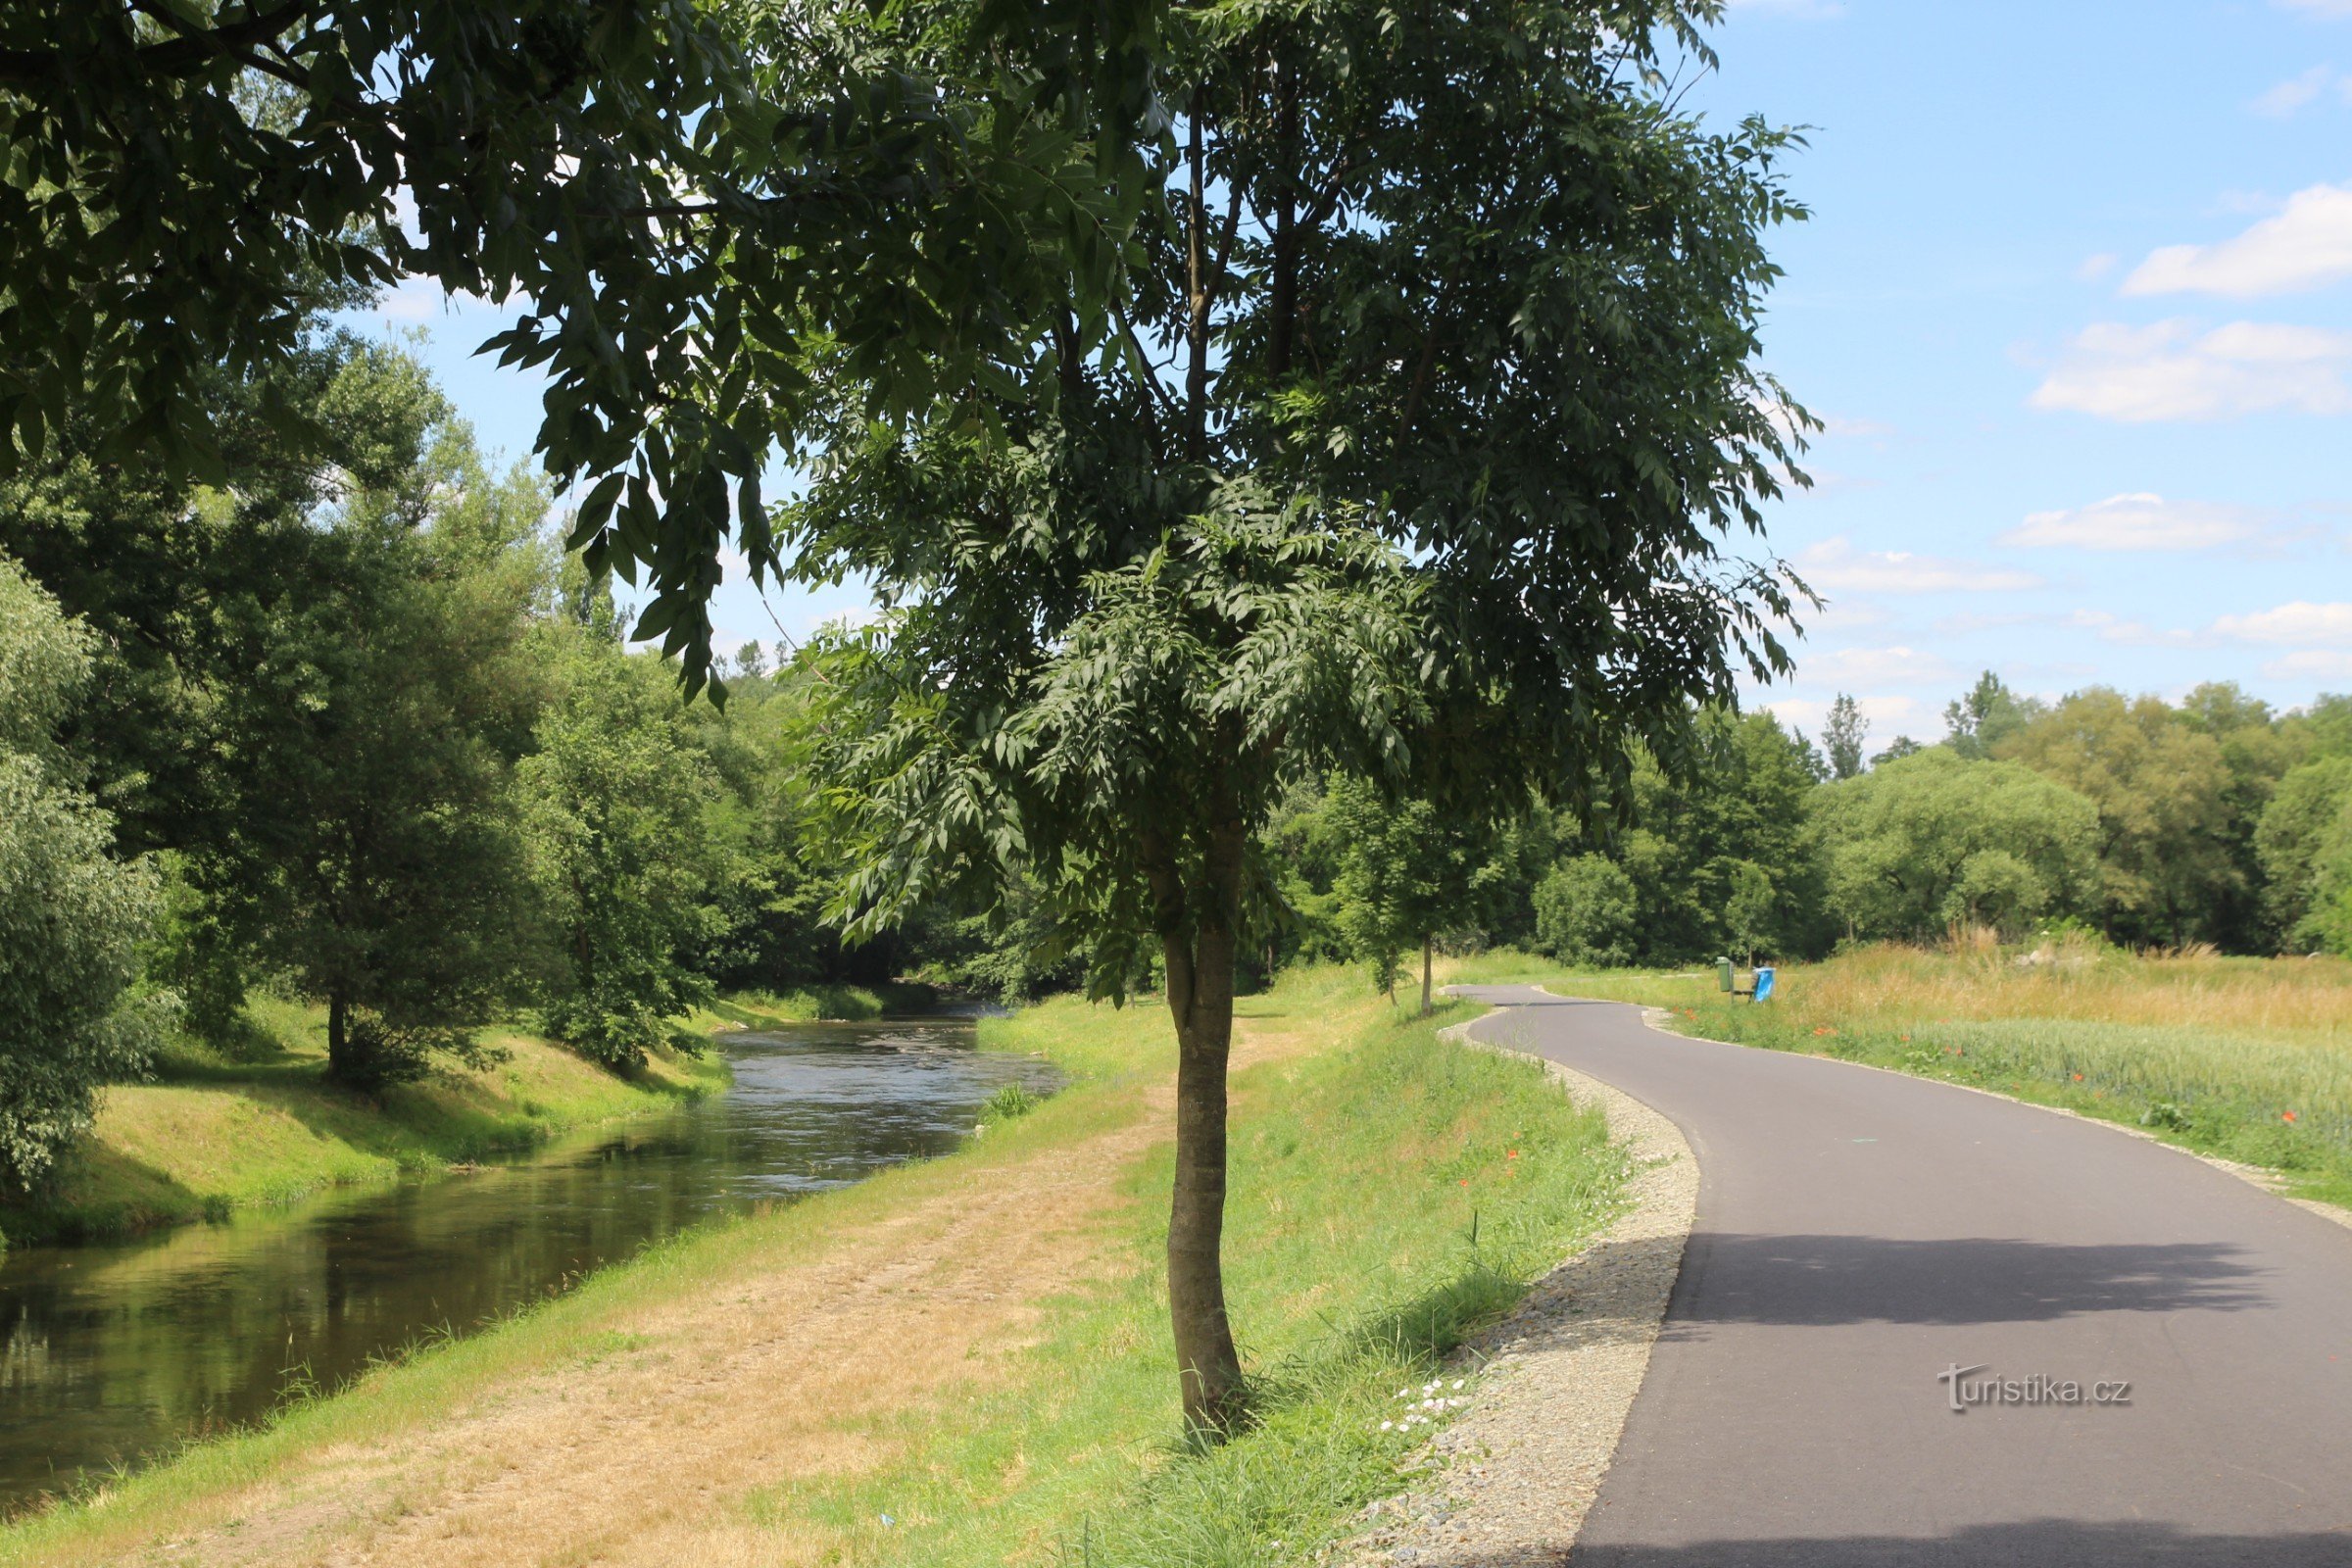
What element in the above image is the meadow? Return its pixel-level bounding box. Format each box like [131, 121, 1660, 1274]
[1466, 941, 2352, 1209]
[0, 966, 1627, 1566]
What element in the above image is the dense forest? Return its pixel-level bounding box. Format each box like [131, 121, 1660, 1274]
[12, 335, 2352, 1195]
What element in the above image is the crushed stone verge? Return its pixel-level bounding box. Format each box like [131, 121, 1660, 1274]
[1336, 1003, 1697, 1567]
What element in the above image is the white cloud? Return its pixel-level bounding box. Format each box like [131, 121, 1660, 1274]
[2123, 184, 2352, 297]
[2213, 601, 2352, 644]
[2249, 65, 2344, 117]
[2002, 492, 2267, 552]
[1817, 413, 1896, 439]
[1795, 536, 2043, 594]
[2071, 609, 2201, 647]
[1805, 597, 1892, 632]
[1797, 646, 1958, 686]
[2279, 0, 2352, 17]
[1766, 695, 1926, 732]
[1934, 610, 2061, 635]
[2029, 318, 2352, 421]
[2262, 650, 2352, 680]
[2077, 253, 2120, 282]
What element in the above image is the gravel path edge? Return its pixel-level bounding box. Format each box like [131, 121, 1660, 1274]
[1336, 995, 1697, 1567]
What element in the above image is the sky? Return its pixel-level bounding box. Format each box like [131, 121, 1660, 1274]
[366, 0, 2352, 746]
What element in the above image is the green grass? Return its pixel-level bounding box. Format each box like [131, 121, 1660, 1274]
[683, 980, 940, 1030]
[3, 996, 733, 1246]
[0, 967, 1628, 1566]
[793, 976, 1627, 1568]
[1455, 945, 2352, 1210]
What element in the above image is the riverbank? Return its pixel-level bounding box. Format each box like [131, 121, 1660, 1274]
[685, 980, 940, 1031]
[1, 966, 1628, 1565]
[1461, 943, 2352, 1210]
[1, 998, 732, 1247]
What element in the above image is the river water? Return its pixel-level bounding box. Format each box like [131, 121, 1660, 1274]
[0, 1016, 1054, 1513]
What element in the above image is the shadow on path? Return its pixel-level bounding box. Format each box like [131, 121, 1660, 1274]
[1662, 1232, 2269, 1327]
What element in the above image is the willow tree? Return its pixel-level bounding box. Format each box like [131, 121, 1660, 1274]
[806, 0, 1804, 1434]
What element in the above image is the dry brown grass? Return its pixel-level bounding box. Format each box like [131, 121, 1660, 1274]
[31, 1009, 1331, 1568]
[1798, 941, 2352, 1045]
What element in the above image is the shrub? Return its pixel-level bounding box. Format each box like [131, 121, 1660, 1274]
[1534, 854, 1639, 966]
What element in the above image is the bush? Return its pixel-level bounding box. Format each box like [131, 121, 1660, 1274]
[1534, 854, 1639, 966]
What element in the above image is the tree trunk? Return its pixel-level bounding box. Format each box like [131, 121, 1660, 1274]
[326, 991, 352, 1082]
[1150, 821, 1249, 1436]
[1420, 936, 1433, 1015]
[1164, 933, 1244, 1435]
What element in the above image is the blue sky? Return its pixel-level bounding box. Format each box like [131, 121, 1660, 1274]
[370, 0, 2352, 743]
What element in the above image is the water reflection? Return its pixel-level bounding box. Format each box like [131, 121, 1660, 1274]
[0, 1018, 1053, 1511]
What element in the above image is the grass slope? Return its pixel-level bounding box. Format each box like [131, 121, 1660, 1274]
[1463, 943, 2352, 1210]
[684, 980, 939, 1031]
[1, 967, 1627, 1566]
[4, 995, 730, 1246]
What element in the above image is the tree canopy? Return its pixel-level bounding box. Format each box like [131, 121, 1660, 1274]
[1812, 748, 2099, 944]
[805, 0, 1808, 1430]
[0, 555, 169, 1189]
[0, 0, 1159, 690]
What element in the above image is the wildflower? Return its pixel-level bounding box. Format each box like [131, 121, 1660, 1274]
[1396, 1389, 1410, 1399]
[2072, 1073, 2083, 1082]
[1381, 1421, 1395, 1432]
[1507, 1150, 1520, 1159]
[1452, 1379, 1465, 1390]
[2283, 1110, 2299, 1124]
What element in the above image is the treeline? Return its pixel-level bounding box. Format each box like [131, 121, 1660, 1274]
[1259, 675, 2352, 987]
[0, 337, 1006, 1192]
[18, 336, 2352, 1195]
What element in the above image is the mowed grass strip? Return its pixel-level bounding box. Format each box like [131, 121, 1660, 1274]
[1463, 944, 2352, 1209]
[0, 966, 1626, 1568]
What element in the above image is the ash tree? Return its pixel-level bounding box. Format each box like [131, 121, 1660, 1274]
[0, 0, 1157, 690]
[803, 0, 1806, 1433]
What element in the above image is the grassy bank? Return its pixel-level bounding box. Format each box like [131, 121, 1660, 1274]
[2, 996, 731, 1247]
[684, 979, 940, 1031]
[1463, 943, 2352, 1210]
[2, 966, 1627, 1566]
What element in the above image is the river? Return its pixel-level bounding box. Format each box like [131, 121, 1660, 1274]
[0, 1015, 1054, 1513]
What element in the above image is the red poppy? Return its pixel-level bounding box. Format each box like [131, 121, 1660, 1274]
[2283, 1110, 2299, 1124]
[2072, 1073, 2083, 1082]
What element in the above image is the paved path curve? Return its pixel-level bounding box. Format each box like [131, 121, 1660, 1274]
[1453, 988, 2352, 1567]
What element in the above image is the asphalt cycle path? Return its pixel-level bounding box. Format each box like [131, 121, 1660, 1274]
[1452, 987, 2352, 1567]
